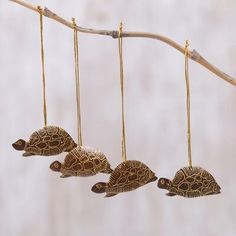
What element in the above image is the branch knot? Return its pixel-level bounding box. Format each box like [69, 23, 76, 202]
[111, 31, 119, 38]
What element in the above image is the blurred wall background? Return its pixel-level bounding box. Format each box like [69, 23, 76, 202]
[1, 0, 236, 236]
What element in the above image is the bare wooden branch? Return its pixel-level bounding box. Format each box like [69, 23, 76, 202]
[9, 0, 236, 87]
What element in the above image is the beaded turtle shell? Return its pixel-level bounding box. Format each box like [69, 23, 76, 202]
[158, 166, 221, 198]
[91, 160, 157, 197]
[12, 126, 77, 157]
[50, 146, 113, 177]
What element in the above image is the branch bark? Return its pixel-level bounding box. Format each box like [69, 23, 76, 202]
[9, 0, 236, 87]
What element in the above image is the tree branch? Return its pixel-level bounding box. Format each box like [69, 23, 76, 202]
[10, 0, 236, 87]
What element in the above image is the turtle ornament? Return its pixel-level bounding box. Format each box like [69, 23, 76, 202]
[91, 160, 158, 197]
[157, 166, 221, 198]
[12, 126, 77, 157]
[50, 146, 113, 177]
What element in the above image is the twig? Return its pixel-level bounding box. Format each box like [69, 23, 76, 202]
[9, 0, 236, 87]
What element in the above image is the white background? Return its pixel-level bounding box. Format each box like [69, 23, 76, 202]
[1, 0, 236, 236]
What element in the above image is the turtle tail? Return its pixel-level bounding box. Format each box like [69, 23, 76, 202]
[91, 182, 107, 194]
[50, 161, 62, 172]
[68, 140, 77, 151]
[100, 167, 113, 174]
[147, 175, 158, 183]
[64, 139, 77, 152]
[12, 139, 26, 151]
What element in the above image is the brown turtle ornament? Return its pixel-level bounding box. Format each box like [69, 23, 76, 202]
[50, 146, 113, 177]
[91, 160, 157, 197]
[157, 166, 221, 198]
[12, 126, 77, 157]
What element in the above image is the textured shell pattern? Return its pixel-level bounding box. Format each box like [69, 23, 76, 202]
[25, 126, 76, 156]
[107, 160, 156, 193]
[169, 167, 221, 197]
[61, 146, 111, 177]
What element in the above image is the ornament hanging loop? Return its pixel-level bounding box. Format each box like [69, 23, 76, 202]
[118, 21, 127, 162]
[72, 17, 83, 146]
[37, 6, 47, 127]
[184, 40, 192, 168]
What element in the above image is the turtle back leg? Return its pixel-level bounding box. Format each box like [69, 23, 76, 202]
[205, 191, 221, 196]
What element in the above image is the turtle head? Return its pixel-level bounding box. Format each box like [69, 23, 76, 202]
[50, 161, 62, 172]
[91, 182, 106, 194]
[12, 139, 26, 151]
[158, 178, 172, 190]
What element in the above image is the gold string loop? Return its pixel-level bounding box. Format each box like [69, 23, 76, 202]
[118, 22, 127, 162]
[72, 18, 83, 146]
[37, 6, 47, 127]
[184, 40, 192, 168]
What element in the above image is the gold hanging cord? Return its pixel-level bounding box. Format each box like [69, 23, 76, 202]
[72, 18, 83, 146]
[118, 22, 127, 162]
[37, 6, 47, 127]
[184, 40, 192, 168]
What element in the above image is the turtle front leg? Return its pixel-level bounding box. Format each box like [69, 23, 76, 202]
[60, 174, 72, 178]
[22, 152, 36, 157]
[104, 193, 118, 198]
